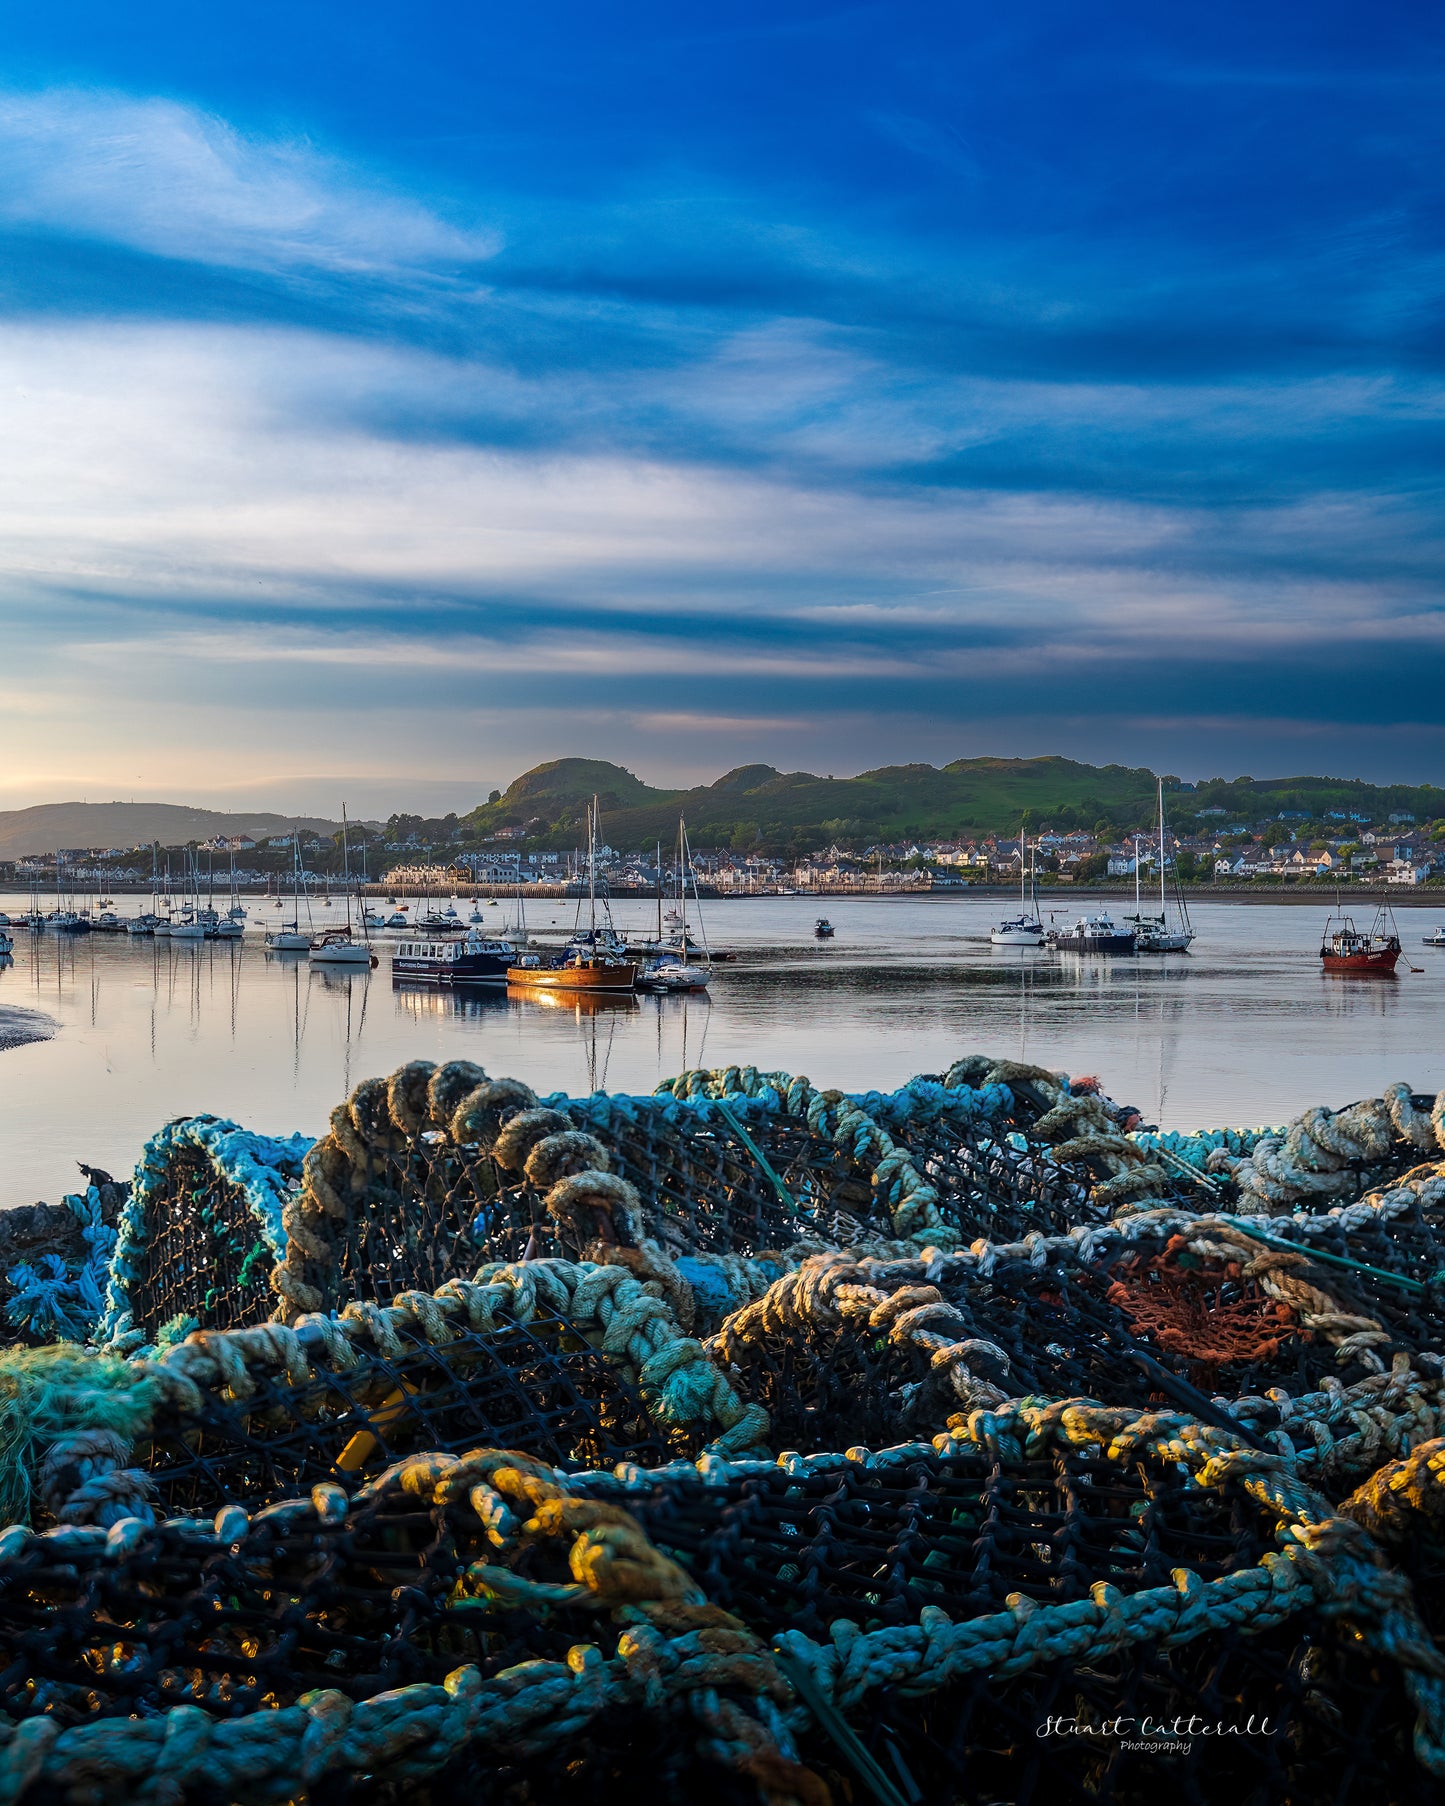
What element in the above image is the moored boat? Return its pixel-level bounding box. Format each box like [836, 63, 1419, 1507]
[1048, 912, 1136, 954]
[1321, 908, 1400, 974]
[392, 932, 514, 985]
[308, 805, 375, 965]
[511, 795, 638, 991]
[991, 825, 1044, 945]
[1126, 782, 1195, 953]
[310, 928, 375, 966]
[508, 953, 637, 990]
[1423, 926, 1445, 947]
[814, 917, 835, 939]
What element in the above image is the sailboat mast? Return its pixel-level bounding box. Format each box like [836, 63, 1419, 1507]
[677, 816, 687, 947]
[656, 839, 663, 943]
[1158, 778, 1167, 914]
[340, 805, 350, 932]
[587, 797, 597, 939]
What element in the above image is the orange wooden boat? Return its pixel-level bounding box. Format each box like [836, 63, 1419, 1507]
[507, 956, 638, 991]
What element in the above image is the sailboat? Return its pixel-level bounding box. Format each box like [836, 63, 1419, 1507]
[991, 829, 1045, 945]
[266, 832, 311, 951]
[1129, 780, 1195, 953]
[311, 806, 375, 965]
[639, 819, 712, 991]
[169, 852, 210, 938]
[508, 799, 637, 990]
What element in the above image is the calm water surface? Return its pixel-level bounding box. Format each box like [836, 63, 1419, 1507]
[2, 892, 1444, 1207]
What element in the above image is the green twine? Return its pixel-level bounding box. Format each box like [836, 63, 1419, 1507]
[714, 1100, 799, 1215]
[237, 1242, 271, 1290]
[1218, 1216, 1429, 1296]
[771, 1643, 916, 1806]
[0, 1346, 176, 1527]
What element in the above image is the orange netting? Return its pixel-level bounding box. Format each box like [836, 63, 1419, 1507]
[1106, 1236, 1299, 1367]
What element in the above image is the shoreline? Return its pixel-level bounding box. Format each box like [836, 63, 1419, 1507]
[4, 883, 1442, 907]
[0, 1006, 57, 1054]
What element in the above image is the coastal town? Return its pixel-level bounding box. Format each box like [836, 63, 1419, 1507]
[6, 804, 1442, 894]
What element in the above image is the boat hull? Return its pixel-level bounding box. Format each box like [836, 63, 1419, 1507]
[392, 953, 510, 984]
[310, 942, 375, 965]
[508, 962, 637, 991]
[1322, 947, 1399, 974]
[1051, 931, 1137, 954]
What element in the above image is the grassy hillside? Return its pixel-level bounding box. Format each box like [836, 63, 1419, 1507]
[462, 757, 1445, 852]
[0, 803, 342, 860]
[465, 756, 1164, 849]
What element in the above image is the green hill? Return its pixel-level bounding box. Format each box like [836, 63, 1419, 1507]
[460, 757, 1445, 853]
[466, 756, 1154, 850]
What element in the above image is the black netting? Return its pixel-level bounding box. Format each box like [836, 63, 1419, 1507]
[140, 1313, 670, 1515]
[123, 1151, 276, 1339]
[0, 1443, 1429, 1805]
[718, 1249, 1434, 1457]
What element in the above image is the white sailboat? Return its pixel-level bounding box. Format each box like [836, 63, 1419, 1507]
[991, 828, 1045, 945]
[1129, 780, 1194, 953]
[310, 806, 375, 966]
[266, 832, 312, 951]
[641, 818, 712, 990]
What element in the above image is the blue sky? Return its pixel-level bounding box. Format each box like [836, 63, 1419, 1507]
[0, 1, 1441, 811]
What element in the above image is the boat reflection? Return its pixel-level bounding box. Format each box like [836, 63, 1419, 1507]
[507, 984, 640, 1015]
[310, 963, 369, 995]
[392, 980, 510, 1021]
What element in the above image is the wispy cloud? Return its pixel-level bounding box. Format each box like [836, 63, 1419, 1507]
[0, 88, 499, 276]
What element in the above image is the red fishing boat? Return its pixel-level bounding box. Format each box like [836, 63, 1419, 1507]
[1320, 906, 1400, 974]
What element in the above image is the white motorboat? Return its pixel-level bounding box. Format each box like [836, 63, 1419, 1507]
[363, 910, 386, 929]
[170, 920, 208, 940]
[1423, 927, 1445, 947]
[991, 824, 1045, 944]
[213, 919, 244, 939]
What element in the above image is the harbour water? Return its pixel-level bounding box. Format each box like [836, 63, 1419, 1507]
[2, 892, 1444, 1208]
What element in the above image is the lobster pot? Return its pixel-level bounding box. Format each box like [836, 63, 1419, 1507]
[120, 1147, 280, 1337]
[318, 1127, 505, 1313]
[553, 1103, 893, 1256]
[713, 1236, 1437, 1461]
[596, 1446, 1429, 1806]
[0, 1435, 1431, 1806]
[140, 1308, 669, 1516]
